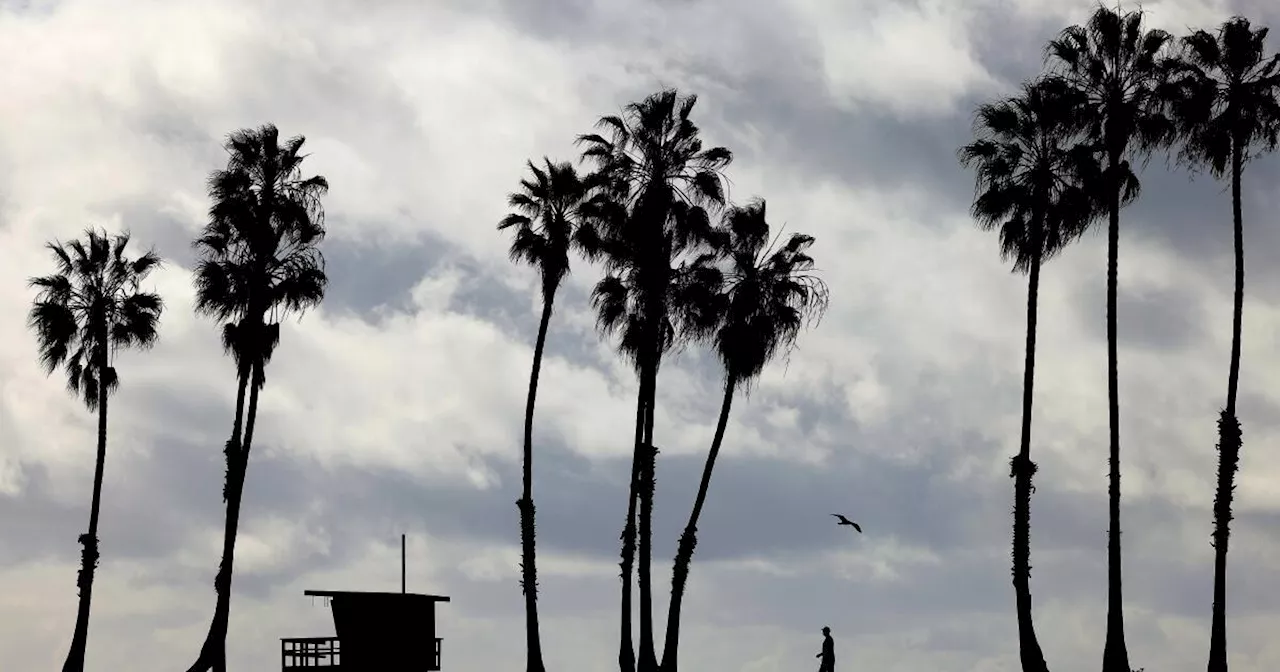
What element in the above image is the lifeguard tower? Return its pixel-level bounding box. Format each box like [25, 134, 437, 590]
[280, 535, 450, 670]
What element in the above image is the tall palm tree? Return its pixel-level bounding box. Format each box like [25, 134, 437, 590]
[659, 199, 829, 672]
[185, 123, 328, 672]
[958, 76, 1098, 672]
[1166, 18, 1280, 672]
[577, 88, 732, 672]
[1046, 6, 1175, 671]
[498, 157, 599, 672]
[27, 228, 163, 672]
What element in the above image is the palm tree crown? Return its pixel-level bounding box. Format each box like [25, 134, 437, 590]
[578, 89, 732, 367]
[1047, 4, 1176, 181]
[192, 123, 329, 380]
[959, 76, 1100, 271]
[1170, 16, 1280, 174]
[29, 228, 163, 407]
[702, 199, 829, 382]
[578, 89, 731, 217]
[499, 157, 598, 296]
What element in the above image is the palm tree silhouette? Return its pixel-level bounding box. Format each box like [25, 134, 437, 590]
[659, 198, 828, 672]
[185, 124, 329, 672]
[577, 88, 732, 672]
[959, 75, 1098, 672]
[1166, 17, 1280, 672]
[1047, 6, 1176, 671]
[498, 157, 599, 672]
[27, 228, 163, 672]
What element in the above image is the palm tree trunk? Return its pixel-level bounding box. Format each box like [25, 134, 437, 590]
[1102, 153, 1130, 672]
[637, 341, 660, 672]
[519, 296, 554, 672]
[61, 342, 110, 672]
[619, 365, 647, 672]
[1013, 240, 1049, 672]
[660, 374, 736, 672]
[1207, 139, 1245, 672]
[186, 360, 252, 672]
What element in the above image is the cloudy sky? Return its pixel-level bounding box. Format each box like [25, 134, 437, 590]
[4, 0, 1280, 670]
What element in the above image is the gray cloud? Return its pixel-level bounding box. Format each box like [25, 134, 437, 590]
[1070, 275, 1211, 352]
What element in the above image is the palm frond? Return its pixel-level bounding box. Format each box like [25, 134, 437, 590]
[1167, 16, 1280, 177]
[702, 200, 829, 386]
[193, 123, 329, 378]
[28, 230, 165, 409]
[959, 74, 1102, 273]
[577, 89, 735, 369]
[498, 155, 592, 297]
[1047, 4, 1176, 168]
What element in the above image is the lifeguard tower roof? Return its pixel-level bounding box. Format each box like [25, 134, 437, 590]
[304, 589, 451, 602]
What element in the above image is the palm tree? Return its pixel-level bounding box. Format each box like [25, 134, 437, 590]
[1165, 18, 1280, 672]
[1046, 6, 1176, 671]
[27, 228, 163, 672]
[498, 157, 599, 672]
[577, 88, 732, 672]
[958, 76, 1098, 672]
[659, 199, 829, 672]
[185, 124, 328, 672]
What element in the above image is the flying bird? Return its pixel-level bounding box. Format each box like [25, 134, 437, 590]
[831, 514, 862, 533]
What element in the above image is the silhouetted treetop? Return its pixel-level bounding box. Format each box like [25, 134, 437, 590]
[959, 75, 1100, 273]
[192, 123, 328, 384]
[1167, 16, 1280, 175]
[28, 229, 163, 408]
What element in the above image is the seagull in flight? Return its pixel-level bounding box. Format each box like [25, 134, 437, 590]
[831, 514, 862, 533]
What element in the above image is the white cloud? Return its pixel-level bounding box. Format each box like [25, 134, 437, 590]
[792, 0, 1000, 116]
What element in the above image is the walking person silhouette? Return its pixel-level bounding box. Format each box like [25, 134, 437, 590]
[815, 626, 835, 672]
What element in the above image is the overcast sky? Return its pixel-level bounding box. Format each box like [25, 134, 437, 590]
[4, 0, 1280, 670]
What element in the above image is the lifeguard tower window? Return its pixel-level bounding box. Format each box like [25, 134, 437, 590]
[281, 590, 451, 671]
